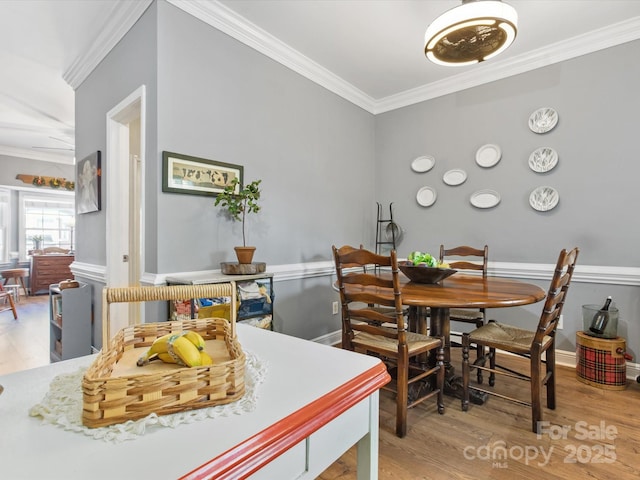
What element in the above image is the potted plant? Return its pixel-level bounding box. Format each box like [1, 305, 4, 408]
[29, 234, 44, 250]
[214, 178, 262, 264]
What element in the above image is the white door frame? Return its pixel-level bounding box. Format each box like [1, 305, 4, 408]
[105, 85, 146, 341]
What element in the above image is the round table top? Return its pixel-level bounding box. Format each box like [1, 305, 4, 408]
[398, 273, 546, 309]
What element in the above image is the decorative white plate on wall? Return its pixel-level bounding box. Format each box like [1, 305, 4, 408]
[411, 155, 435, 173]
[470, 189, 501, 209]
[443, 169, 467, 186]
[529, 186, 559, 211]
[528, 107, 558, 134]
[416, 186, 437, 207]
[528, 147, 559, 173]
[475, 144, 502, 168]
[385, 222, 404, 245]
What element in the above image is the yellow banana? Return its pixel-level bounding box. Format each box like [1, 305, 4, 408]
[136, 333, 176, 366]
[168, 335, 202, 367]
[200, 351, 213, 365]
[182, 330, 206, 351]
[157, 352, 178, 364]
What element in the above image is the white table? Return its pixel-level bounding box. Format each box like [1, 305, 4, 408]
[0, 324, 389, 479]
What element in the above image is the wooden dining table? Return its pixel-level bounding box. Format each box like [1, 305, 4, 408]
[398, 272, 546, 401]
[337, 271, 546, 402]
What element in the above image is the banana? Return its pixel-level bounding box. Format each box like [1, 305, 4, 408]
[136, 333, 176, 366]
[157, 352, 178, 364]
[182, 330, 206, 351]
[137, 330, 208, 367]
[168, 335, 202, 367]
[200, 351, 213, 366]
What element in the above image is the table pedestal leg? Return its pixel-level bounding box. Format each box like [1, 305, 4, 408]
[412, 306, 488, 404]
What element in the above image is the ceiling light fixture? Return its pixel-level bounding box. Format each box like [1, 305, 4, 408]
[424, 0, 517, 67]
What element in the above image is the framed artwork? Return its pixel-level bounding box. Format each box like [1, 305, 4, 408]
[76, 151, 101, 214]
[162, 151, 243, 197]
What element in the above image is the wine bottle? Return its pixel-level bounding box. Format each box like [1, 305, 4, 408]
[589, 296, 612, 334]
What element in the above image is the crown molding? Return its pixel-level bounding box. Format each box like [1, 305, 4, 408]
[167, 0, 377, 112]
[65, 1, 640, 113]
[376, 16, 640, 114]
[0, 145, 74, 165]
[63, 0, 153, 89]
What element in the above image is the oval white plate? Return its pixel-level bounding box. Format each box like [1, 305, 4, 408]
[470, 189, 501, 209]
[529, 107, 558, 133]
[528, 147, 558, 173]
[416, 186, 437, 207]
[529, 186, 559, 211]
[443, 169, 467, 186]
[411, 155, 435, 173]
[475, 144, 502, 168]
[385, 222, 404, 245]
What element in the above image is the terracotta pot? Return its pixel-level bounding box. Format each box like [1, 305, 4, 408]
[234, 246, 256, 264]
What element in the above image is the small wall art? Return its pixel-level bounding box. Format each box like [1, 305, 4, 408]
[76, 151, 101, 214]
[162, 151, 243, 197]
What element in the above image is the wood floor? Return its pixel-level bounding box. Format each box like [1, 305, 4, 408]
[2, 298, 639, 479]
[0, 293, 50, 376]
[319, 353, 640, 480]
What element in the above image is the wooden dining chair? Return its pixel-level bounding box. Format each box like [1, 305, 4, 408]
[0, 283, 18, 320]
[333, 244, 445, 438]
[461, 247, 579, 433]
[439, 245, 488, 382]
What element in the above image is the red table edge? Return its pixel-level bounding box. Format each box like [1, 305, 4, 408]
[180, 361, 391, 480]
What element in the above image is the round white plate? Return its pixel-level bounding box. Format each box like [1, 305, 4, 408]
[529, 186, 559, 211]
[529, 107, 558, 133]
[528, 147, 558, 173]
[475, 144, 502, 168]
[416, 186, 437, 207]
[470, 189, 501, 209]
[411, 155, 435, 173]
[443, 169, 467, 186]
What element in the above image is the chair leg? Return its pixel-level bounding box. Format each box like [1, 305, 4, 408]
[436, 339, 445, 414]
[489, 347, 496, 386]
[396, 352, 409, 438]
[461, 333, 470, 412]
[3, 292, 18, 320]
[531, 354, 543, 433]
[476, 319, 484, 384]
[546, 345, 556, 410]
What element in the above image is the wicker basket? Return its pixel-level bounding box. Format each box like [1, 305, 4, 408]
[82, 284, 245, 428]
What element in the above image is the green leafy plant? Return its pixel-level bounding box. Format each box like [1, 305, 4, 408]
[214, 178, 262, 247]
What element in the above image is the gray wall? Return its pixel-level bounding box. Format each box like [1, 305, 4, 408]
[74, 1, 159, 348]
[0, 156, 74, 188]
[375, 43, 639, 265]
[374, 40, 640, 355]
[73, 1, 638, 360]
[155, 2, 375, 272]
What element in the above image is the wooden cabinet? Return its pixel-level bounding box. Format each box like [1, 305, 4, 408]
[30, 254, 74, 295]
[49, 282, 92, 362]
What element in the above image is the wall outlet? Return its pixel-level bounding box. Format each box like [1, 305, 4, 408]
[557, 314, 563, 330]
[332, 301, 339, 315]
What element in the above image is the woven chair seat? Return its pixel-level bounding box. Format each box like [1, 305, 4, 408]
[468, 322, 552, 355]
[449, 308, 484, 321]
[354, 329, 441, 355]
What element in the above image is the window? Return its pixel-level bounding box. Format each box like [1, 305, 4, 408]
[19, 191, 74, 258]
[0, 189, 9, 263]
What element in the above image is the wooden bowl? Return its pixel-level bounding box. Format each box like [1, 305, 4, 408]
[398, 263, 457, 284]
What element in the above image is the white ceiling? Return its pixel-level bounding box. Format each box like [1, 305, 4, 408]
[2, 0, 640, 166]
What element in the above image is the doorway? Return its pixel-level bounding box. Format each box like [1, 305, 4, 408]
[104, 85, 146, 341]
